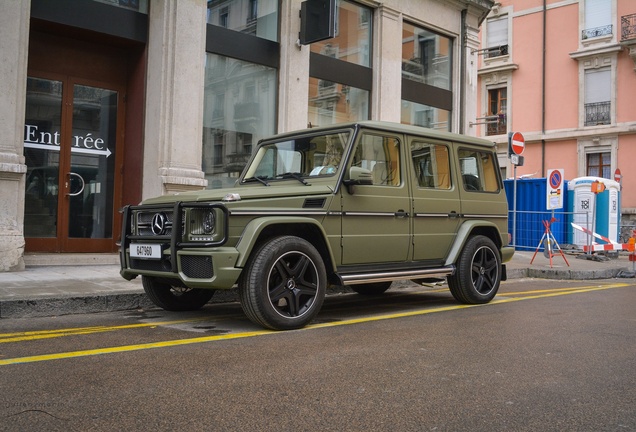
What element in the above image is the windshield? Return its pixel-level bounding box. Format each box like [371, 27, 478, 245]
[242, 131, 351, 183]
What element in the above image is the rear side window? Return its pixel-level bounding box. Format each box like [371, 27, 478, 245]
[458, 149, 500, 192]
[411, 141, 451, 189]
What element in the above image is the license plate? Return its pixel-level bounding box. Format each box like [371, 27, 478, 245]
[129, 243, 162, 260]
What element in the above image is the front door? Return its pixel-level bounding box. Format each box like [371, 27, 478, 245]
[341, 132, 411, 265]
[24, 75, 124, 252]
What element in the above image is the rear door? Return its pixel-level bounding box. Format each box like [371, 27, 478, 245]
[409, 137, 460, 263]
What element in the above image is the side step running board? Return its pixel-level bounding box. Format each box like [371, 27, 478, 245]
[340, 266, 455, 286]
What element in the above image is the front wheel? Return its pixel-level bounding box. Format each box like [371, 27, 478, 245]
[141, 276, 215, 311]
[448, 235, 501, 304]
[239, 236, 327, 330]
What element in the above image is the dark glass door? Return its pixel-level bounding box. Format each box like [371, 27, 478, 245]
[24, 76, 123, 252]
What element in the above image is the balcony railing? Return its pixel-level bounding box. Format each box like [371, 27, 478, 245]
[621, 14, 636, 41]
[584, 102, 611, 126]
[582, 25, 613, 40]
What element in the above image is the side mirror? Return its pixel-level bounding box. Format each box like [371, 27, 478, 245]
[343, 166, 373, 194]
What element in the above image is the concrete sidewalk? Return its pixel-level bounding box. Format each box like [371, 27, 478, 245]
[0, 251, 633, 319]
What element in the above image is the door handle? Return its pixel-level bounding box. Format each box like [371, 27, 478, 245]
[66, 172, 85, 197]
[395, 210, 409, 218]
[448, 211, 459, 219]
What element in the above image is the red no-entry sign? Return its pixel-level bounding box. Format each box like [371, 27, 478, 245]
[510, 132, 525, 155]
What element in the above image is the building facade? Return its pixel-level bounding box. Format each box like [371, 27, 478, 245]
[0, 0, 493, 271]
[476, 0, 636, 222]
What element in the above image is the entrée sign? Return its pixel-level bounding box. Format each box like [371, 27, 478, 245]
[23, 124, 111, 157]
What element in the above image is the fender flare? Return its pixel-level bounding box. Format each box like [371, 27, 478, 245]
[235, 216, 337, 270]
[445, 220, 503, 266]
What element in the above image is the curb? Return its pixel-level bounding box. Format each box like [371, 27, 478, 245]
[0, 268, 631, 319]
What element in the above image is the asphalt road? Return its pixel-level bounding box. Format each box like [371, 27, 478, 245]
[1, 278, 634, 432]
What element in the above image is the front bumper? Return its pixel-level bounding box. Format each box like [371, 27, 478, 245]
[119, 202, 241, 289]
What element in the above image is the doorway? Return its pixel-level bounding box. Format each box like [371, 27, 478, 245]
[24, 76, 124, 252]
[24, 31, 133, 253]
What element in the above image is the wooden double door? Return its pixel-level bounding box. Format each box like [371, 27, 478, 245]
[24, 32, 129, 253]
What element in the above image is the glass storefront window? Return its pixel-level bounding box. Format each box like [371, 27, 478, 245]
[91, 0, 148, 13]
[401, 100, 450, 131]
[202, 53, 277, 189]
[311, 0, 372, 67]
[402, 23, 452, 91]
[207, 0, 279, 42]
[308, 77, 369, 127]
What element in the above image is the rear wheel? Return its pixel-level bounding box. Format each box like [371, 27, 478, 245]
[141, 276, 215, 311]
[351, 281, 392, 295]
[448, 235, 501, 304]
[239, 236, 327, 330]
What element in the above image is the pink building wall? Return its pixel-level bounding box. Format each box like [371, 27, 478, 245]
[478, 0, 636, 220]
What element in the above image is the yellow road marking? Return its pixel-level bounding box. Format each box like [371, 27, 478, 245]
[0, 317, 211, 343]
[0, 282, 631, 366]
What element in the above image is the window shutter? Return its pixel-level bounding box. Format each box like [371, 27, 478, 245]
[585, 0, 611, 29]
[487, 16, 508, 48]
[584, 68, 610, 103]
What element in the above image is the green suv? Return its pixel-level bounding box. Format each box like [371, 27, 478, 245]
[120, 121, 514, 330]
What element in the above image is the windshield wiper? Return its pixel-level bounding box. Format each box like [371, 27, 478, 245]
[277, 172, 310, 185]
[243, 175, 270, 186]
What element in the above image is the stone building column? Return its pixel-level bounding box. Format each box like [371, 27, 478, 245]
[143, 0, 208, 198]
[0, 1, 30, 271]
[278, 0, 311, 133]
[372, 5, 402, 122]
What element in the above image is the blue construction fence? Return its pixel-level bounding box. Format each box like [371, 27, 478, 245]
[504, 178, 578, 251]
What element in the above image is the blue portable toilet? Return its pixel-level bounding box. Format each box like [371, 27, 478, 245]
[567, 176, 620, 247]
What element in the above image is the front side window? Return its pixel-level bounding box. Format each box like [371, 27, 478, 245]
[584, 68, 611, 126]
[351, 134, 401, 186]
[207, 0, 279, 42]
[202, 53, 277, 189]
[458, 149, 500, 192]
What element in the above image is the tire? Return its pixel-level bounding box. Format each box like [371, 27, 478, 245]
[239, 236, 327, 330]
[351, 281, 392, 295]
[448, 235, 501, 304]
[141, 276, 215, 311]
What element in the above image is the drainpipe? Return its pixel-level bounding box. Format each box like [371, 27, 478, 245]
[541, 0, 547, 175]
[459, 9, 467, 133]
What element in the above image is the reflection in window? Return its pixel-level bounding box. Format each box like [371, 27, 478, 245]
[402, 23, 452, 90]
[202, 53, 276, 189]
[458, 149, 500, 192]
[351, 134, 401, 186]
[310, 0, 372, 67]
[91, 0, 148, 13]
[308, 77, 369, 127]
[207, 0, 279, 42]
[411, 142, 451, 189]
[401, 101, 450, 131]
